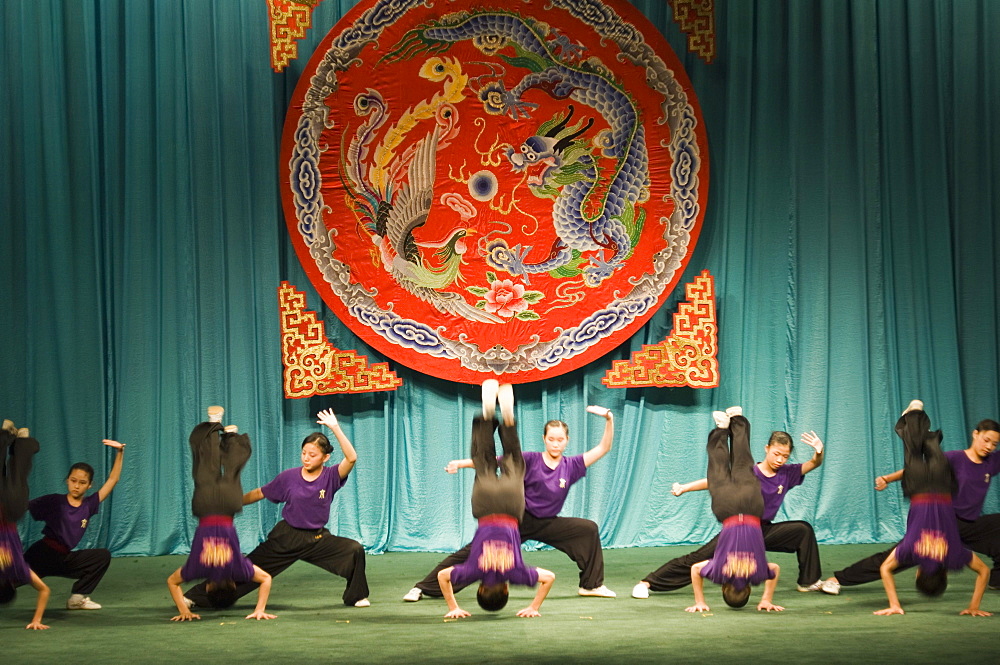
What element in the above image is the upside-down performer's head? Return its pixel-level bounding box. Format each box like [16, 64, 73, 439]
[204, 579, 240, 608]
[476, 582, 510, 612]
[914, 565, 948, 598]
[721, 583, 752, 608]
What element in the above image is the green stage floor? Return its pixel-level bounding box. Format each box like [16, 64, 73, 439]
[1, 545, 994, 664]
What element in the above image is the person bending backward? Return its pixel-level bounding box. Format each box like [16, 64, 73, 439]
[166, 410, 275, 622]
[633, 410, 824, 599]
[821, 415, 1000, 595]
[185, 408, 370, 609]
[25, 436, 125, 611]
[873, 401, 991, 616]
[0, 422, 50, 630]
[686, 409, 782, 613]
[437, 381, 555, 618]
[405, 400, 614, 602]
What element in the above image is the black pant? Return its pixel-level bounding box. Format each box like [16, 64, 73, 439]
[188, 421, 250, 518]
[23, 539, 111, 595]
[0, 432, 38, 522]
[470, 415, 524, 520]
[185, 520, 369, 607]
[897, 409, 953, 497]
[707, 415, 763, 521]
[642, 520, 822, 590]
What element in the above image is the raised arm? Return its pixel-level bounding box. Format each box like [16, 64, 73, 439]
[874, 469, 904, 491]
[672, 478, 709, 496]
[582, 406, 614, 468]
[97, 439, 125, 502]
[961, 554, 993, 617]
[800, 431, 824, 474]
[317, 409, 357, 479]
[444, 459, 474, 473]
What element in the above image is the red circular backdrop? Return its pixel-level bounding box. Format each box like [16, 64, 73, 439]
[281, 0, 709, 383]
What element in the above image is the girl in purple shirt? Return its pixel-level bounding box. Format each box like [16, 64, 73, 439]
[184, 408, 370, 609]
[25, 438, 125, 611]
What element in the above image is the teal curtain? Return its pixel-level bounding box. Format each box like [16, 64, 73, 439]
[2, 0, 998, 558]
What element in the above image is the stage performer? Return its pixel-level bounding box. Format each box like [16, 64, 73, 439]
[821, 412, 1000, 595]
[167, 408, 275, 622]
[684, 408, 782, 613]
[24, 433, 125, 611]
[185, 407, 369, 609]
[0, 421, 50, 630]
[404, 398, 615, 602]
[437, 380, 555, 618]
[872, 400, 991, 616]
[633, 413, 824, 599]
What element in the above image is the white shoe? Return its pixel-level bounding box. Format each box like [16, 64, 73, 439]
[725, 406, 743, 418]
[578, 585, 616, 598]
[902, 399, 924, 416]
[497, 383, 515, 425]
[207, 406, 224, 423]
[797, 580, 824, 592]
[67, 594, 102, 610]
[402, 587, 422, 602]
[183, 596, 194, 609]
[712, 411, 730, 429]
[354, 598, 371, 607]
[482, 380, 499, 420]
[223, 425, 238, 433]
[631, 583, 650, 599]
[820, 579, 841, 595]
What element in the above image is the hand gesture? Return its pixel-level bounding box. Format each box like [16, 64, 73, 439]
[316, 408, 339, 430]
[103, 439, 125, 450]
[246, 610, 277, 620]
[444, 460, 461, 474]
[873, 606, 904, 616]
[671, 482, 685, 497]
[586, 405, 612, 420]
[757, 601, 784, 612]
[444, 607, 471, 619]
[171, 611, 201, 622]
[800, 431, 823, 455]
[874, 476, 889, 491]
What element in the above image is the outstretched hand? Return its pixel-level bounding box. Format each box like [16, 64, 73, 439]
[25, 621, 50, 630]
[757, 601, 784, 612]
[171, 611, 201, 622]
[246, 610, 277, 620]
[103, 439, 124, 450]
[959, 608, 992, 617]
[516, 606, 541, 618]
[800, 431, 823, 455]
[444, 607, 471, 619]
[873, 606, 904, 616]
[316, 408, 339, 430]
[685, 602, 710, 613]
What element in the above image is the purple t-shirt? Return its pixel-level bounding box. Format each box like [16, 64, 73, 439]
[700, 515, 774, 589]
[945, 449, 1000, 521]
[261, 464, 347, 530]
[180, 517, 256, 583]
[450, 515, 539, 589]
[28, 493, 101, 549]
[896, 494, 971, 572]
[0, 523, 31, 587]
[521, 452, 587, 519]
[753, 463, 804, 521]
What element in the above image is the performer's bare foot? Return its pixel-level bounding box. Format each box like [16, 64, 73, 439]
[482, 380, 499, 420]
[498, 383, 515, 426]
[207, 406, 224, 423]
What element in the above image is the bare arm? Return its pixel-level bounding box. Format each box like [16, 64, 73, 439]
[26, 571, 50, 630]
[517, 568, 555, 618]
[246, 566, 277, 620]
[317, 409, 357, 479]
[437, 567, 470, 619]
[243, 488, 264, 505]
[961, 554, 993, 616]
[673, 478, 709, 496]
[97, 440, 125, 502]
[799, 431, 824, 475]
[445, 459, 474, 474]
[167, 569, 200, 621]
[757, 563, 784, 611]
[874, 469, 904, 491]
[685, 561, 710, 612]
[873, 548, 903, 615]
[582, 407, 614, 468]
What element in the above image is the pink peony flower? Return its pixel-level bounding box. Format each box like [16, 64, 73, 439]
[484, 279, 529, 318]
